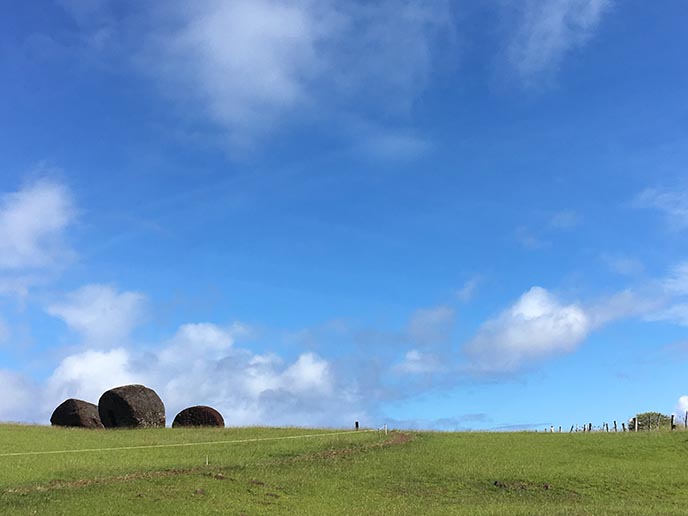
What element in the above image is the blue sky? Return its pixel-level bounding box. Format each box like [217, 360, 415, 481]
[1, 0, 687, 430]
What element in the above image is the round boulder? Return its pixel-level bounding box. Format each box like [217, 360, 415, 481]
[172, 406, 224, 428]
[98, 384, 165, 429]
[50, 399, 104, 429]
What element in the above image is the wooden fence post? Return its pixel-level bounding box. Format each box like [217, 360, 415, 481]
[355, 421, 359, 430]
[671, 414, 676, 430]
[633, 417, 638, 432]
[613, 420, 618, 432]
[622, 422, 626, 432]
[588, 423, 592, 432]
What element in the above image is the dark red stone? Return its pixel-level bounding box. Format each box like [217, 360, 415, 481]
[98, 384, 165, 429]
[50, 399, 104, 429]
[172, 406, 224, 428]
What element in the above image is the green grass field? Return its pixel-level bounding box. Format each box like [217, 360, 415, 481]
[2, 424, 688, 515]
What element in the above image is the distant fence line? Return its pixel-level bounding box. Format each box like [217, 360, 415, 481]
[542, 412, 688, 433]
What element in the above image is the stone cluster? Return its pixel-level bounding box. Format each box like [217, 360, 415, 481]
[50, 385, 225, 430]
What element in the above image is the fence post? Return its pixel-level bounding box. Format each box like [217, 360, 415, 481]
[671, 414, 676, 430]
[355, 421, 359, 431]
[633, 417, 638, 432]
[622, 422, 626, 432]
[588, 423, 592, 433]
[613, 421, 617, 432]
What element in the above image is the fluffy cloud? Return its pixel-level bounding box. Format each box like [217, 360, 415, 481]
[40, 291, 361, 426]
[676, 396, 688, 423]
[46, 284, 147, 346]
[44, 348, 137, 414]
[143, 0, 324, 147]
[146, 323, 345, 426]
[506, 0, 612, 83]
[24, 284, 366, 426]
[59, 0, 451, 150]
[463, 286, 591, 372]
[0, 179, 74, 270]
[0, 370, 38, 423]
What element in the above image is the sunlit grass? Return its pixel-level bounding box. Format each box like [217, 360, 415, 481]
[2, 424, 688, 515]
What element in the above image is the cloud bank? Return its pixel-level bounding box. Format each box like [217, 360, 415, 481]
[62, 0, 453, 150]
[0, 284, 362, 427]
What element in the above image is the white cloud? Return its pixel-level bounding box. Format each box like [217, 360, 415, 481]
[408, 305, 455, 347]
[61, 0, 451, 150]
[143, 0, 323, 148]
[157, 322, 240, 367]
[41, 320, 360, 427]
[676, 396, 688, 421]
[281, 353, 333, 395]
[148, 326, 346, 426]
[0, 370, 38, 423]
[507, 0, 612, 84]
[636, 186, 688, 230]
[0, 179, 75, 270]
[44, 348, 137, 414]
[46, 284, 147, 346]
[464, 286, 591, 372]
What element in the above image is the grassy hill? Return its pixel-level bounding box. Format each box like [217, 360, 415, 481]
[1, 424, 688, 515]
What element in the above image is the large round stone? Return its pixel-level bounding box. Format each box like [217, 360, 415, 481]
[98, 385, 165, 429]
[50, 399, 104, 429]
[172, 406, 224, 428]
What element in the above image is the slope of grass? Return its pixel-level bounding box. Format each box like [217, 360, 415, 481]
[2, 424, 688, 515]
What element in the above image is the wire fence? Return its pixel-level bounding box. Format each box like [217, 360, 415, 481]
[0, 425, 389, 459]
